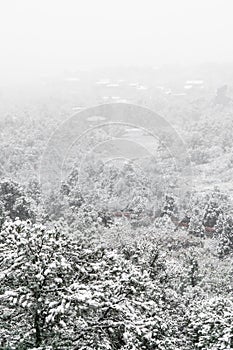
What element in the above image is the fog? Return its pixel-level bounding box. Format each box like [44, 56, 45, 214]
[0, 0, 233, 83]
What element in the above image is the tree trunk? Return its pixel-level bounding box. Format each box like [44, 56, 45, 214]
[34, 310, 42, 347]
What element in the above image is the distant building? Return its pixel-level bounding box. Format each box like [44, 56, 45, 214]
[184, 80, 204, 90]
[96, 80, 110, 85]
[137, 85, 148, 90]
[106, 83, 119, 87]
[117, 99, 129, 103]
[71, 106, 85, 112]
[172, 92, 187, 97]
[87, 116, 106, 122]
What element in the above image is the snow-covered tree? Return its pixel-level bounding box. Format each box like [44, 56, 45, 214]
[0, 218, 191, 349]
[187, 296, 233, 350]
[215, 213, 233, 258]
[0, 179, 36, 225]
[0, 220, 76, 348]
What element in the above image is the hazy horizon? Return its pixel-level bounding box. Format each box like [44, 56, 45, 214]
[1, 0, 233, 84]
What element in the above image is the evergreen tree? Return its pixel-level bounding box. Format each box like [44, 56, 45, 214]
[0, 179, 36, 224]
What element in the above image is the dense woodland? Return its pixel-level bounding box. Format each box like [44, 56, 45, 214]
[0, 69, 233, 349]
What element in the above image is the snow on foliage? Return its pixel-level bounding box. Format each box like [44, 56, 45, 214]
[0, 216, 232, 349]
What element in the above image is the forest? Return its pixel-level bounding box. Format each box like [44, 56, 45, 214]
[0, 68, 233, 350]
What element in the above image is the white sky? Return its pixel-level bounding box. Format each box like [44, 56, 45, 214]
[0, 0, 233, 82]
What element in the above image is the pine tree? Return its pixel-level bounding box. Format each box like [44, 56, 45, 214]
[0, 179, 36, 223]
[216, 213, 233, 258]
[188, 208, 205, 237]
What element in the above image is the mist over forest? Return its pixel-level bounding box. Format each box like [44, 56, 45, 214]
[1, 1, 233, 349]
